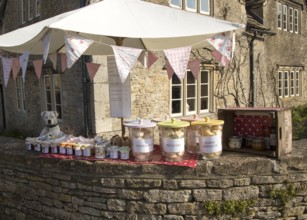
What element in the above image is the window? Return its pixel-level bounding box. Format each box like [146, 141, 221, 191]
[290, 71, 294, 96]
[44, 74, 63, 119]
[16, 76, 26, 111]
[283, 5, 287, 31]
[294, 9, 299, 33]
[28, 0, 34, 20]
[277, 3, 282, 29]
[289, 7, 293, 32]
[35, 0, 40, 17]
[170, 0, 182, 8]
[278, 69, 301, 98]
[169, 0, 210, 15]
[171, 69, 211, 117]
[295, 71, 300, 96]
[186, 0, 197, 12]
[21, 0, 27, 24]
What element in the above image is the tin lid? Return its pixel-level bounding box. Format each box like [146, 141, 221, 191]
[191, 117, 224, 126]
[157, 118, 189, 128]
[124, 119, 156, 128]
[181, 114, 204, 122]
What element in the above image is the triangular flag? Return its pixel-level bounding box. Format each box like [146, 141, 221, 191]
[33, 59, 43, 79]
[147, 51, 158, 69]
[163, 46, 191, 81]
[61, 54, 67, 72]
[207, 32, 232, 60]
[42, 31, 51, 64]
[19, 51, 29, 82]
[165, 61, 174, 80]
[188, 59, 201, 79]
[212, 50, 230, 67]
[111, 45, 143, 83]
[86, 62, 101, 81]
[12, 57, 21, 80]
[1, 57, 12, 87]
[64, 32, 94, 69]
[138, 51, 146, 67]
[49, 53, 57, 70]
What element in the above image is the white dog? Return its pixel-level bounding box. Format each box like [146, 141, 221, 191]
[40, 111, 61, 137]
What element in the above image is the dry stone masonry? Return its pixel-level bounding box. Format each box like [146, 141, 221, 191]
[0, 137, 306, 219]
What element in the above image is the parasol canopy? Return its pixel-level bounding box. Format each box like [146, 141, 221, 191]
[0, 0, 244, 55]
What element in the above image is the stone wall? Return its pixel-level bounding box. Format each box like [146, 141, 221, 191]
[0, 137, 306, 219]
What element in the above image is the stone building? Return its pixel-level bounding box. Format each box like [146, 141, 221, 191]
[0, 0, 306, 137]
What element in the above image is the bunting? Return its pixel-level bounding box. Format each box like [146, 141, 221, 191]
[147, 51, 158, 69]
[2, 57, 12, 87]
[111, 45, 143, 84]
[61, 54, 67, 72]
[163, 46, 191, 81]
[49, 53, 57, 70]
[64, 32, 94, 69]
[12, 57, 20, 80]
[188, 59, 201, 79]
[207, 32, 233, 67]
[42, 31, 51, 64]
[86, 62, 101, 81]
[165, 61, 174, 80]
[19, 51, 29, 82]
[33, 59, 43, 79]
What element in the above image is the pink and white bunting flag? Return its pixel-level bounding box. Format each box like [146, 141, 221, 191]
[33, 59, 43, 79]
[19, 51, 29, 82]
[207, 32, 232, 59]
[111, 45, 143, 83]
[165, 61, 174, 80]
[64, 32, 94, 69]
[61, 54, 67, 73]
[147, 51, 158, 69]
[49, 53, 57, 70]
[86, 62, 101, 81]
[12, 57, 20, 80]
[1, 57, 12, 87]
[212, 50, 230, 67]
[163, 46, 191, 81]
[188, 59, 201, 79]
[42, 31, 51, 64]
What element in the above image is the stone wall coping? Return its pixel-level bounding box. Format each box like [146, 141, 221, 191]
[0, 137, 306, 178]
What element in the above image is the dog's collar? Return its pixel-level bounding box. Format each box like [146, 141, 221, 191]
[47, 124, 58, 128]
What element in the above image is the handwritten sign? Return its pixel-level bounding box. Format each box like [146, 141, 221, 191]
[107, 56, 131, 118]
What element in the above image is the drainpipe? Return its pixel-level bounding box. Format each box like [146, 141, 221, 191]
[249, 31, 257, 107]
[80, 0, 89, 137]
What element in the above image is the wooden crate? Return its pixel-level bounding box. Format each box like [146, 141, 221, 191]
[218, 107, 292, 159]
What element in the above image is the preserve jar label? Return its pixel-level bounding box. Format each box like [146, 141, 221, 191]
[199, 135, 222, 153]
[133, 138, 153, 153]
[162, 138, 185, 152]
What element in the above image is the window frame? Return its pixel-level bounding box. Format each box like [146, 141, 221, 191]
[43, 74, 63, 120]
[289, 7, 293, 32]
[169, 0, 182, 9]
[278, 70, 301, 98]
[28, 0, 34, 21]
[170, 68, 211, 117]
[35, 0, 41, 17]
[294, 9, 299, 33]
[199, 0, 210, 15]
[21, 0, 27, 24]
[283, 4, 287, 31]
[277, 2, 282, 29]
[169, 0, 211, 15]
[15, 76, 26, 111]
[290, 71, 294, 96]
[295, 71, 300, 96]
[185, 0, 197, 12]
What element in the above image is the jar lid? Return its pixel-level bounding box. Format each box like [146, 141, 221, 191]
[181, 114, 204, 122]
[124, 119, 156, 128]
[191, 117, 224, 126]
[157, 118, 189, 128]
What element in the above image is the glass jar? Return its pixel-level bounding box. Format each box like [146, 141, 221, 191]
[124, 119, 156, 161]
[158, 118, 189, 162]
[181, 115, 204, 154]
[191, 117, 224, 159]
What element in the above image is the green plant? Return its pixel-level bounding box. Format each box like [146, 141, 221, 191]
[269, 182, 305, 206]
[292, 104, 307, 140]
[204, 199, 255, 217]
